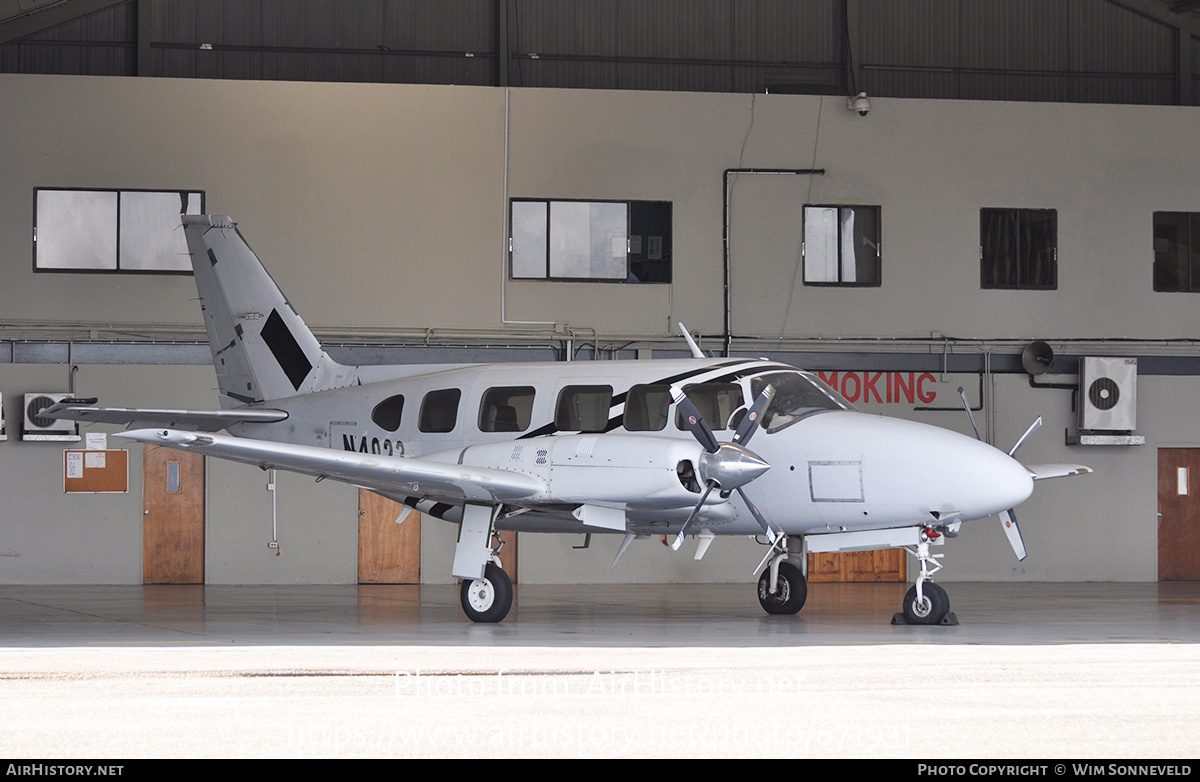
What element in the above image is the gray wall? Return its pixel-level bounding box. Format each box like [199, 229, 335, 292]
[1, 73, 1198, 585]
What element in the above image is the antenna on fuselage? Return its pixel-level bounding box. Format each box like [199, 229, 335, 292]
[677, 322, 706, 359]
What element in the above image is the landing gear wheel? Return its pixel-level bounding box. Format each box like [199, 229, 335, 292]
[460, 562, 513, 623]
[757, 561, 807, 615]
[903, 582, 950, 625]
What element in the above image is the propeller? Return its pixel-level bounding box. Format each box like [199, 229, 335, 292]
[669, 385, 778, 550]
[997, 416, 1041, 562]
[955, 390, 1037, 562]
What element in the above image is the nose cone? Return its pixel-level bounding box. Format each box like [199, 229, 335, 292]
[967, 440, 1035, 515]
[699, 443, 770, 490]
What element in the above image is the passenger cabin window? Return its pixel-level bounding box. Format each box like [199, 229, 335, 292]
[750, 372, 852, 433]
[674, 383, 744, 431]
[479, 386, 535, 432]
[371, 394, 405, 432]
[556, 385, 613, 432]
[624, 384, 671, 431]
[418, 388, 461, 433]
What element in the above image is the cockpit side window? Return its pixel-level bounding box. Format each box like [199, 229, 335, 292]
[674, 382, 744, 431]
[751, 372, 851, 432]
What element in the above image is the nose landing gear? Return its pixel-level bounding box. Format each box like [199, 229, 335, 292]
[893, 531, 958, 626]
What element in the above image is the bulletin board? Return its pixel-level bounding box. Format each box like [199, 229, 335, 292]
[63, 449, 129, 494]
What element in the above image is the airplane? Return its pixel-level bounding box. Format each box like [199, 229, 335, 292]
[46, 214, 1092, 625]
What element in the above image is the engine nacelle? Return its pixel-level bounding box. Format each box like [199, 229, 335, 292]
[457, 434, 707, 510]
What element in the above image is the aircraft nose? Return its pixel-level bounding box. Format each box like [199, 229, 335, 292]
[965, 439, 1034, 515]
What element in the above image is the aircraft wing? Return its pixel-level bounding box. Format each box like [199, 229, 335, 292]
[1025, 464, 1093, 481]
[117, 428, 545, 505]
[42, 401, 288, 432]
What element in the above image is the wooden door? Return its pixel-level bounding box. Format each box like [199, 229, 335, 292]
[358, 490, 421, 584]
[807, 549, 905, 583]
[1158, 448, 1200, 580]
[142, 446, 205, 584]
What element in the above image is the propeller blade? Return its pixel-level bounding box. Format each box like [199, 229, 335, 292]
[958, 386, 981, 441]
[671, 385, 719, 453]
[1009, 416, 1043, 457]
[999, 508, 1027, 561]
[735, 486, 778, 544]
[732, 385, 775, 447]
[671, 482, 717, 550]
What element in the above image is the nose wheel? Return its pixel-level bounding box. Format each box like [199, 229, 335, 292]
[893, 534, 958, 625]
[901, 582, 950, 625]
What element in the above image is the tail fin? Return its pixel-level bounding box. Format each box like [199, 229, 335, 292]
[183, 215, 356, 406]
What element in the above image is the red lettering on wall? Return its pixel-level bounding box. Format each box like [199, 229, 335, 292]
[841, 373, 861, 402]
[863, 372, 883, 403]
[818, 371, 839, 389]
[894, 372, 914, 404]
[917, 372, 937, 404]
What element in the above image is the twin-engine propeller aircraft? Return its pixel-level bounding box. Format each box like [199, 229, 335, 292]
[47, 215, 1091, 624]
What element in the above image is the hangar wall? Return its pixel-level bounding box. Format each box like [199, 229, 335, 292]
[1, 73, 1198, 585]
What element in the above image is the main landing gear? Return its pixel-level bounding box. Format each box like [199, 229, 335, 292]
[460, 561, 513, 623]
[455, 504, 514, 623]
[756, 536, 807, 615]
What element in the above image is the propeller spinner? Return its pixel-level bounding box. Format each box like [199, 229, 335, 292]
[669, 385, 778, 550]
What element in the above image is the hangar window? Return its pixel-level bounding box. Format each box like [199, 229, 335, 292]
[510, 199, 671, 283]
[418, 388, 461, 433]
[555, 385, 613, 432]
[674, 383, 745, 431]
[479, 386, 535, 433]
[803, 205, 881, 286]
[1153, 212, 1200, 292]
[980, 208, 1057, 289]
[623, 384, 671, 431]
[371, 395, 405, 432]
[34, 188, 205, 273]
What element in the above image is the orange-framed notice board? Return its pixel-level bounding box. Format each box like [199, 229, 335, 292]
[63, 449, 129, 494]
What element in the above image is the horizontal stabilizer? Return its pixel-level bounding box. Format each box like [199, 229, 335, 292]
[43, 402, 288, 432]
[116, 428, 546, 506]
[1025, 464, 1093, 481]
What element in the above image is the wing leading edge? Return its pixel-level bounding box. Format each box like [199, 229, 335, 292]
[117, 428, 546, 505]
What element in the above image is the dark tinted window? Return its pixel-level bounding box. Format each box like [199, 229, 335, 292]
[479, 386, 535, 432]
[674, 383, 744, 431]
[624, 384, 670, 431]
[981, 208, 1057, 289]
[555, 386, 613, 432]
[419, 388, 461, 433]
[371, 394, 405, 432]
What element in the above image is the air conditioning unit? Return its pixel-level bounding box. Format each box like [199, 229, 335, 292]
[1078, 357, 1137, 432]
[22, 393, 80, 441]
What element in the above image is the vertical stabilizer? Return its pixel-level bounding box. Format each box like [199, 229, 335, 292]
[183, 215, 356, 406]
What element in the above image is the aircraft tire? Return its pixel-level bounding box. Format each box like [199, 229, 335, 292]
[460, 563, 513, 623]
[757, 561, 807, 615]
[902, 582, 949, 625]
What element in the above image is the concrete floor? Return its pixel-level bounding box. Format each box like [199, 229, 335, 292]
[1, 581, 1199, 758]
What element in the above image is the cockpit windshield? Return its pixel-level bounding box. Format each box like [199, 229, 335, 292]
[750, 371, 854, 432]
